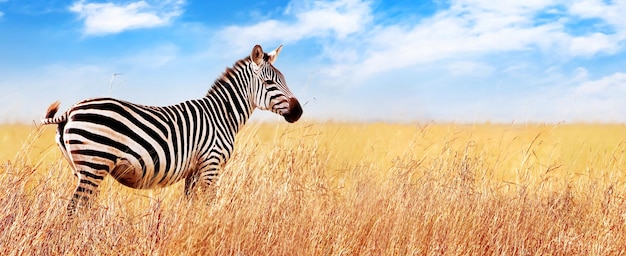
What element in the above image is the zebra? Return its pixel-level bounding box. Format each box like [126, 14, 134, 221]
[41, 45, 302, 213]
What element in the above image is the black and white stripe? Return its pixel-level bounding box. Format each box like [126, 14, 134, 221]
[41, 45, 302, 213]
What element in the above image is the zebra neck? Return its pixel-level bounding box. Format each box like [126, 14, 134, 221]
[205, 76, 254, 133]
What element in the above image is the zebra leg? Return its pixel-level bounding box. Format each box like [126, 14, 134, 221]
[199, 167, 220, 186]
[67, 168, 107, 215]
[56, 126, 78, 177]
[184, 172, 199, 198]
[191, 152, 226, 198]
[199, 149, 228, 186]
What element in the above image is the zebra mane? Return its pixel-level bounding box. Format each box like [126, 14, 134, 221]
[205, 56, 255, 97]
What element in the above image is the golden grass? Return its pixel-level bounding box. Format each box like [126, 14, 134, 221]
[1, 122, 626, 254]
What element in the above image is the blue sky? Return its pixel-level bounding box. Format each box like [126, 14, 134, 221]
[1, 0, 626, 123]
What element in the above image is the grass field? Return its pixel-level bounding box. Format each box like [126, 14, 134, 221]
[1, 122, 626, 254]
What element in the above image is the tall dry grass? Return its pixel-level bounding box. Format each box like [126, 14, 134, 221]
[1, 122, 626, 255]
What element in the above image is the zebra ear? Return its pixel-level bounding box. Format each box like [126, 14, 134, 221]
[267, 45, 282, 64]
[251, 45, 264, 66]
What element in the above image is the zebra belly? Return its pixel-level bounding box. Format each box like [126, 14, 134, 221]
[108, 157, 183, 189]
[63, 132, 176, 190]
[109, 158, 147, 188]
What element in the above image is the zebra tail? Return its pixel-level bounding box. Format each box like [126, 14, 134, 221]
[41, 101, 67, 125]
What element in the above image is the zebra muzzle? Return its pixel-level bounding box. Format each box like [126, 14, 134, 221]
[283, 97, 302, 123]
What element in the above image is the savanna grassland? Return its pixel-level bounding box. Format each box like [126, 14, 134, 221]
[1, 122, 626, 255]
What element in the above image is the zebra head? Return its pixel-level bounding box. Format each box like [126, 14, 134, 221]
[250, 45, 303, 123]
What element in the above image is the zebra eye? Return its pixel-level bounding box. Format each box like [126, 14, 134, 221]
[264, 80, 275, 85]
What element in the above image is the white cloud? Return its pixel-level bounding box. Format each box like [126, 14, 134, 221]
[452, 0, 556, 13]
[312, 1, 566, 84]
[517, 71, 626, 122]
[120, 43, 179, 68]
[569, 0, 626, 31]
[307, 0, 626, 85]
[0, 11, 4, 17]
[217, 0, 371, 52]
[446, 61, 494, 77]
[215, 0, 625, 75]
[569, 32, 619, 56]
[69, 0, 184, 35]
[565, 1, 626, 56]
[574, 72, 626, 95]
